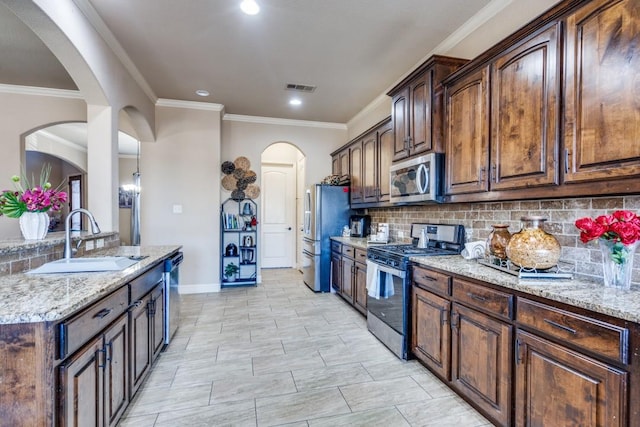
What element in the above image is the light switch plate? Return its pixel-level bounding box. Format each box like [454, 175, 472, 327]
[96, 238, 104, 249]
[398, 231, 404, 238]
[85, 240, 95, 251]
[173, 204, 183, 214]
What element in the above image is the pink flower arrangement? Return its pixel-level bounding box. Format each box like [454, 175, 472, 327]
[0, 165, 68, 218]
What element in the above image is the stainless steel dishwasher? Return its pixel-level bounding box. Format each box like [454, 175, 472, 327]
[163, 251, 183, 346]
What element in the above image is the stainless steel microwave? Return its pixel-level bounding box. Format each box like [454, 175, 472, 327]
[389, 153, 443, 204]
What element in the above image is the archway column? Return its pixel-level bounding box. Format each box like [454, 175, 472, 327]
[87, 104, 118, 231]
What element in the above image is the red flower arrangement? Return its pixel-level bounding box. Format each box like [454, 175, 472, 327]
[575, 210, 640, 245]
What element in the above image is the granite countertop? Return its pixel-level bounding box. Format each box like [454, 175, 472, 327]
[0, 245, 181, 324]
[330, 236, 396, 250]
[411, 255, 640, 324]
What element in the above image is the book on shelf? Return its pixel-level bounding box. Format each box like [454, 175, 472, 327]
[222, 212, 242, 230]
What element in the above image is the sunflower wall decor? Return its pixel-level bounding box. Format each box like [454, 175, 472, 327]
[221, 157, 260, 201]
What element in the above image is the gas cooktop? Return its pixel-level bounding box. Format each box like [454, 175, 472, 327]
[367, 223, 466, 268]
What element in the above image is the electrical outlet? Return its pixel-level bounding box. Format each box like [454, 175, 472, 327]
[85, 240, 95, 251]
[173, 204, 183, 214]
[398, 231, 404, 238]
[96, 238, 104, 249]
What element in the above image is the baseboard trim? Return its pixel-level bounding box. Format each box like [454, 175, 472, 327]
[179, 283, 221, 294]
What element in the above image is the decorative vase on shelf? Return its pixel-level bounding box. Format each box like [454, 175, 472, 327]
[19, 212, 50, 240]
[506, 216, 560, 270]
[486, 224, 511, 260]
[599, 239, 638, 290]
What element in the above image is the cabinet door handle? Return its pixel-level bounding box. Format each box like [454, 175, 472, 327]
[440, 308, 449, 325]
[467, 292, 487, 302]
[478, 167, 486, 185]
[491, 164, 497, 183]
[543, 318, 577, 335]
[93, 308, 113, 319]
[105, 342, 112, 363]
[564, 149, 570, 174]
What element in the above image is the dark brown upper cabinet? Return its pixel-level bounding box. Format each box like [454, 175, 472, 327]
[563, 0, 640, 184]
[388, 56, 467, 162]
[490, 23, 561, 191]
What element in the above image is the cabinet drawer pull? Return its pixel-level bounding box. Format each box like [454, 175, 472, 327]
[420, 274, 437, 282]
[467, 292, 487, 302]
[93, 308, 113, 319]
[543, 318, 577, 335]
[128, 300, 143, 311]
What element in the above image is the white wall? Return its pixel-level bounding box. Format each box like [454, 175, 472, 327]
[0, 90, 86, 238]
[140, 102, 222, 291]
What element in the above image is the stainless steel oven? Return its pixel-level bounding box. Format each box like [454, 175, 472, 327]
[365, 261, 408, 358]
[366, 223, 465, 359]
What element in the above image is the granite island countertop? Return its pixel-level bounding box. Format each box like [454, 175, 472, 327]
[411, 255, 640, 324]
[0, 245, 181, 324]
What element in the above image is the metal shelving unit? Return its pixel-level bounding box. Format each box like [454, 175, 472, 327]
[220, 198, 257, 287]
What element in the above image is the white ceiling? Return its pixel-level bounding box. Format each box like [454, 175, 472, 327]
[0, 0, 506, 124]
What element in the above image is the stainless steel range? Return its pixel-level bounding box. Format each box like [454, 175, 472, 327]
[366, 223, 465, 359]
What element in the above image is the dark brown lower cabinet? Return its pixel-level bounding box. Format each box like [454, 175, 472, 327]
[331, 250, 342, 293]
[411, 285, 451, 380]
[130, 292, 152, 397]
[411, 264, 638, 427]
[353, 261, 367, 314]
[151, 285, 165, 362]
[341, 257, 354, 301]
[58, 314, 129, 427]
[451, 303, 512, 426]
[515, 330, 628, 427]
[334, 242, 367, 315]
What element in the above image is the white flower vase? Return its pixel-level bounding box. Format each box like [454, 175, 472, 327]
[19, 212, 50, 240]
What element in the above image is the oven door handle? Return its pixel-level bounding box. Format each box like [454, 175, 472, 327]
[368, 260, 405, 279]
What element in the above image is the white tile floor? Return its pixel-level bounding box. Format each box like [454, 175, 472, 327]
[119, 268, 492, 426]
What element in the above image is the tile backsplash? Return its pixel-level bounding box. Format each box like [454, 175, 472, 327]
[366, 195, 640, 286]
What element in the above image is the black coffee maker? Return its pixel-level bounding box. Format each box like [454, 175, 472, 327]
[350, 215, 371, 237]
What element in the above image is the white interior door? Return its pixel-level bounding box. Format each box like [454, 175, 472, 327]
[261, 164, 296, 268]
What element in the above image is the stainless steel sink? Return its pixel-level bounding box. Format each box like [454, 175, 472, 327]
[28, 256, 141, 274]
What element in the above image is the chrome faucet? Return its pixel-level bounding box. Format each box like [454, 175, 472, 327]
[64, 208, 101, 260]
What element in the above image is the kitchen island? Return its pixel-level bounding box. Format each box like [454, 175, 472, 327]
[0, 244, 181, 427]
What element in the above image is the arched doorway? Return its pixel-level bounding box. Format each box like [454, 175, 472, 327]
[261, 142, 305, 269]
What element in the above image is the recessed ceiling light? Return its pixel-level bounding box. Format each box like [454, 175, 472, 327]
[289, 98, 302, 106]
[240, 0, 260, 15]
[195, 89, 210, 97]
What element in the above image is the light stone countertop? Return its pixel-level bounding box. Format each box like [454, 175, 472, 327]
[0, 245, 181, 324]
[411, 255, 640, 324]
[330, 236, 395, 249]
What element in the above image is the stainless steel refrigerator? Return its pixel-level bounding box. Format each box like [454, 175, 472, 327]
[302, 184, 351, 292]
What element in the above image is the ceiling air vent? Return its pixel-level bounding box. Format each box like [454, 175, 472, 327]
[285, 83, 317, 93]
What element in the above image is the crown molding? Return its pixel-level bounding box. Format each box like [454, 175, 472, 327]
[223, 114, 347, 130]
[156, 98, 224, 111]
[0, 84, 83, 99]
[379, 0, 513, 97]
